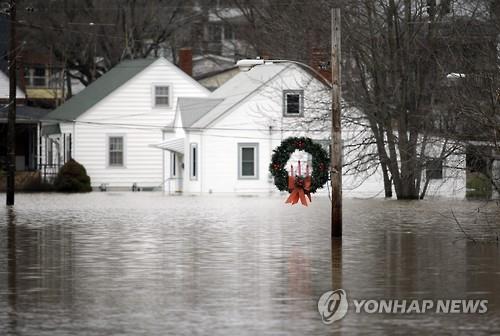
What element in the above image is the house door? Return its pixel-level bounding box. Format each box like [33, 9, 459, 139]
[171, 152, 183, 193]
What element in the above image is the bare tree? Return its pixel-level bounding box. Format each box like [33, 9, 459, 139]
[232, 0, 499, 199]
[19, 0, 196, 87]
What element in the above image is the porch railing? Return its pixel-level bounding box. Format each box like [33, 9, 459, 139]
[40, 164, 61, 183]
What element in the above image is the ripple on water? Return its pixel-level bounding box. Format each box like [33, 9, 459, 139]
[0, 193, 499, 335]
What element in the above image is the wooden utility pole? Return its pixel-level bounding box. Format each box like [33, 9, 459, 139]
[6, 0, 17, 206]
[331, 8, 342, 238]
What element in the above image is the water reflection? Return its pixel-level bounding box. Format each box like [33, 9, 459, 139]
[331, 239, 342, 291]
[0, 194, 498, 335]
[7, 208, 17, 334]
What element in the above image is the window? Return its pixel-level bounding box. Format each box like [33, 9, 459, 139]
[33, 66, 47, 87]
[47, 138, 53, 165]
[238, 143, 258, 179]
[66, 134, 72, 162]
[426, 159, 443, 180]
[190, 143, 198, 180]
[208, 24, 222, 42]
[154, 85, 170, 107]
[108, 136, 124, 167]
[283, 90, 304, 116]
[171, 152, 177, 177]
[224, 23, 235, 40]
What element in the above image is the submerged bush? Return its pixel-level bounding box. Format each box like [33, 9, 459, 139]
[54, 159, 92, 192]
[466, 173, 492, 199]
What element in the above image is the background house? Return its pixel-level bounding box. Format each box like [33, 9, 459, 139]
[192, 54, 239, 91]
[0, 22, 50, 187]
[42, 57, 210, 190]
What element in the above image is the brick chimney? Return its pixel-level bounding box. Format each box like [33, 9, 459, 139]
[178, 48, 193, 76]
[310, 47, 331, 83]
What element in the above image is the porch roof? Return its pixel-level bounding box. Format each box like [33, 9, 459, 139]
[0, 105, 51, 123]
[151, 137, 185, 154]
[41, 124, 61, 135]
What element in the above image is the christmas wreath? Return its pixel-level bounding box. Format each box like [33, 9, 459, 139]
[269, 137, 330, 205]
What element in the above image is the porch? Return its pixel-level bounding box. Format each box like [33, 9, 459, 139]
[152, 137, 184, 194]
[0, 105, 53, 185]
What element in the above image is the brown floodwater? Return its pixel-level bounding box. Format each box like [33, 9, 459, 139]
[0, 193, 499, 335]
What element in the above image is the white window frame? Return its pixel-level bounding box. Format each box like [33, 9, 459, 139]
[283, 90, 304, 117]
[152, 84, 171, 108]
[107, 135, 126, 168]
[238, 143, 259, 179]
[190, 143, 198, 180]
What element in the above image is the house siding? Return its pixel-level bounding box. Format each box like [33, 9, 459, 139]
[0, 71, 25, 99]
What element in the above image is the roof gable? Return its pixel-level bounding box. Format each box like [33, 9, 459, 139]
[177, 97, 224, 128]
[44, 58, 157, 122]
[188, 63, 331, 129]
[190, 63, 290, 128]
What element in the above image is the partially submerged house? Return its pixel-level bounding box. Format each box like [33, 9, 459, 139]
[157, 62, 467, 198]
[42, 57, 210, 190]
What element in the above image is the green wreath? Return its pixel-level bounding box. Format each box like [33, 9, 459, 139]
[269, 137, 330, 193]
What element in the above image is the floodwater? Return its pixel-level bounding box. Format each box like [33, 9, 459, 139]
[0, 193, 499, 336]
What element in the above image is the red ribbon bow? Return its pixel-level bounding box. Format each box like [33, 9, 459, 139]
[286, 175, 312, 206]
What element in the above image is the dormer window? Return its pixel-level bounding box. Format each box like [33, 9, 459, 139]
[283, 90, 304, 116]
[154, 85, 170, 107]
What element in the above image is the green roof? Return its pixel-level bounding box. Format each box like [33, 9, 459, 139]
[44, 58, 157, 122]
[178, 97, 224, 127]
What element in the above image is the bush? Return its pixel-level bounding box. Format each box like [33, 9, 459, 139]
[466, 173, 492, 199]
[54, 159, 92, 192]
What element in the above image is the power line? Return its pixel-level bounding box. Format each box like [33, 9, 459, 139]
[40, 117, 336, 133]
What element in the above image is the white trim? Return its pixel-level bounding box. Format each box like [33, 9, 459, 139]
[283, 89, 304, 117]
[106, 134, 127, 168]
[238, 143, 259, 179]
[151, 83, 172, 108]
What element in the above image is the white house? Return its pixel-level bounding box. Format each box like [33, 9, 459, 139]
[157, 62, 467, 198]
[42, 57, 210, 190]
[0, 70, 26, 101]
